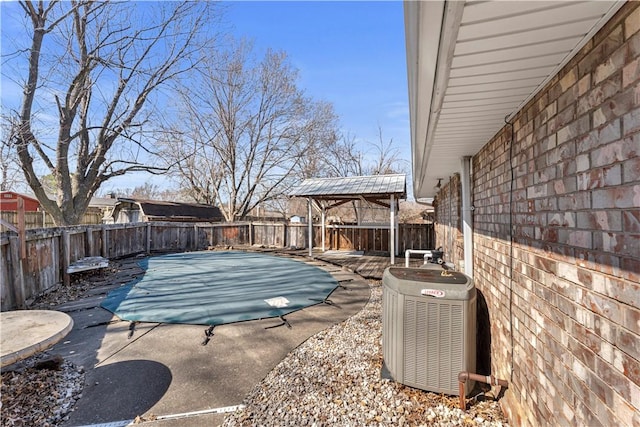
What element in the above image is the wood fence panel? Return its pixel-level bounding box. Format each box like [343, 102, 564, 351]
[68, 230, 87, 263]
[398, 223, 435, 252]
[253, 223, 285, 247]
[150, 224, 190, 253]
[87, 227, 103, 257]
[107, 224, 146, 257]
[200, 223, 249, 247]
[286, 224, 308, 248]
[24, 233, 60, 299]
[1, 238, 16, 310]
[1, 211, 103, 230]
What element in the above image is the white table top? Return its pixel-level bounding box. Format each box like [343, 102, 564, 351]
[1, 310, 74, 367]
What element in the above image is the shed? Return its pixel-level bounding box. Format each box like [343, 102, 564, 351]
[289, 174, 406, 264]
[108, 198, 224, 224]
[0, 192, 40, 212]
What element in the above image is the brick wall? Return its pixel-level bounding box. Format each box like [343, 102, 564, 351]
[434, 3, 640, 426]
[433, 173, 465, 269]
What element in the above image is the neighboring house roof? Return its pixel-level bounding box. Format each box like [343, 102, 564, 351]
[289, 174, 406, 200]
[405, 1, 625, 199]
[89, 196, 119, 209]
[114, 198, 224, 222]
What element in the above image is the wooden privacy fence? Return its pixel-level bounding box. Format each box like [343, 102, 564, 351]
[1, 210, 103, 230]
[1, 221, 433, 311]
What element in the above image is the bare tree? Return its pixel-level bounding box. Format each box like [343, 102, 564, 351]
[321, 125, 405, 178]
[368, 125, 405, 175]
[5, 1, 217, 225]
[313, 125, 408, 224]
[160, 41, 339, 221]
[0, 117, 25, 192]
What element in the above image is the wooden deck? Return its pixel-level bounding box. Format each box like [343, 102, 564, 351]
[313, 251, 425, 280]
[243, 247, 424, 280]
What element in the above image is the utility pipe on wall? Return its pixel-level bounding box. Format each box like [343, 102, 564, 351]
[458, 371, 508, 410]
[390, 194, 395, 265]
[461, 156, 473, 278]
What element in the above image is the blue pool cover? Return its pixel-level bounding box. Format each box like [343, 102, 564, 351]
[101, 251, 338, 326]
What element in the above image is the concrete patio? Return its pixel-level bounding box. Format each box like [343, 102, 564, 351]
[50, 250, 382, 426]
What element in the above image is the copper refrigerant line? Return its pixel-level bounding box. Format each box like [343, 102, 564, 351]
[458, 371, 509, 410]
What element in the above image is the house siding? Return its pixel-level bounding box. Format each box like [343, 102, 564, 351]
[435, 3, 639, 426]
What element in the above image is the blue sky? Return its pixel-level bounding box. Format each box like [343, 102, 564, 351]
[1, 1, 410, 192]
[222, 1, 410, 159]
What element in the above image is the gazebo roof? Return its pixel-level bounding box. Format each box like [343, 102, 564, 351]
[290, 174, 405, 263]
[289, 174, 406, 201]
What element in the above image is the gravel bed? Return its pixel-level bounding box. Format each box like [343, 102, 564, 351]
[223, 282, 509, 427]
[1, 354, 84, 426]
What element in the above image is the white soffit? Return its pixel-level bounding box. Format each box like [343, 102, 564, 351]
[407, 0, 625, 200]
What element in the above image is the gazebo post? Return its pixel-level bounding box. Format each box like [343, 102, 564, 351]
[321, 205, 326, 252]
[308, 197, 313, 257]
[390, 194, 395, 265]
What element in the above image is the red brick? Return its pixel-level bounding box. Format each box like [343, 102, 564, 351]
[557, 114, 590, 144]
[623, 56, 640, 88]
[558, 229, 592, 249]
[576, 119, 621, 154]
[534, 198, 557, 212]
[568, 333, 596, 370]
[584, 292, 623, 324]
[591, 134, 638, 168]
[572, 398, 600, 427]
[558, 192, 591, 210]
[577, 74, 621, 116]
[592, 85, 638, 127]
[578, 25, 624, 78]
[602, 276, 639, 308]
[577, 211, 623, 231]
[623, 305, 640, 336]
[576, 153, 590, 172]
[620, 256, 640, 282]
[558, 83, 579, 112]
[575, 250, 622, 277]
[577, 164, 623, 189]
[623, 157, 640, 184]
[623, 210, 640, 232]
[578, 74, 591, 96]
[548, 212, 575, 228]
[597, 355, 634, 403]
[618, 328, 640, 366]
[626, 5, 640, 38]
[592, 184, 640, 208]
[623, 107, 640, 136]
[594, 35, 633, 85]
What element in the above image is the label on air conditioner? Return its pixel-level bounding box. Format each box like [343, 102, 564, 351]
[421, 289, 445, 298]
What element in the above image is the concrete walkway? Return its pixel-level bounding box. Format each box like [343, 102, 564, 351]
[53, 252, 371, 427]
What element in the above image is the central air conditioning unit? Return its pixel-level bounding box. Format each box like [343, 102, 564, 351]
[382, 266, 476, 395]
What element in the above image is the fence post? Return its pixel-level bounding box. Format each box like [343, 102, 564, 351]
[86, 227, 94, 256]
[249, 222, 253, 246]
[8, 235, 26, 309]
[194, 224, 199, 250]
[101, 225, 108, 257]
[146, 223, 152, 254]
[62, 230, 71, 286]
[281, 223, 287, 248]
